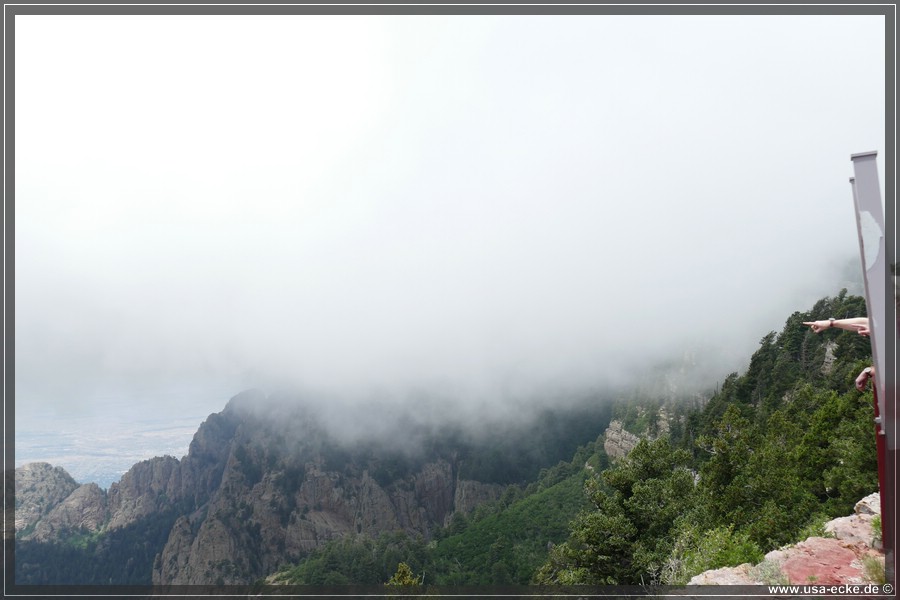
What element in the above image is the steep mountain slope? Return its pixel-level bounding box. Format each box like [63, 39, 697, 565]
[535, 290, 879, 586]
[16, 290, 875, 588]
[265, 438, 608, 586]
[15, 462, 84, 539]
[15, 388, 615, 585]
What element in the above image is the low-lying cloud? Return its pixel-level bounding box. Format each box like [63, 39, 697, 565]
[14, 14, 884, 427]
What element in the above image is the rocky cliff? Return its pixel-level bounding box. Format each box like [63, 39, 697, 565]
[15, 456, 183, 544]
[15, 462, 82, 537]
[603, 406, 674, 460]
[603, 420, 641, 460]
[15, 389, 507, 585]
[149, 390, 508, 585]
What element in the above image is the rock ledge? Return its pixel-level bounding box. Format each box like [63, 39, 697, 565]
[689, 492, 884, 585]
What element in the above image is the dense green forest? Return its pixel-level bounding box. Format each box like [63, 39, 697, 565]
[268, 290, 878, 587]
[15, 501, 190, 585]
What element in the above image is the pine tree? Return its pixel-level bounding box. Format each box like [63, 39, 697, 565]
[386, 561, 423, 586]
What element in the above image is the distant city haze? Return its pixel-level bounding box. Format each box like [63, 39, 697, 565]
[13, 13, 886, 485]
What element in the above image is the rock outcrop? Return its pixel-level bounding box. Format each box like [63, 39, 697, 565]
[824, 492, 881, 546]
[688, 492, 885, 585]
[149, 447, 491, 585]
[603, 407, 675, 461]
[820, 340, 839, 375]
[603, 420, 641, 460]
[16, 455, 184, 543]
[30, 482, 108, 542]
[15, 462, 80, 536]
[14, 389, 513, 586]
[452, 479, 506, 520]
[107, 455, 181, 530]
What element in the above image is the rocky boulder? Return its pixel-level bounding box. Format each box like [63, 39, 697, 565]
[824, 492, 882, 548]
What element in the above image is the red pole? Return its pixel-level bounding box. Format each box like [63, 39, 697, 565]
[873, 386, 887, 546]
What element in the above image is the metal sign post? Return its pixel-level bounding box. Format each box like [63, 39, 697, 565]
[849, 150, 894, 585]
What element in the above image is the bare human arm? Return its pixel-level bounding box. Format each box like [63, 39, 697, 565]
[802, 317, 870, 336]
[855, 367, 875, 392]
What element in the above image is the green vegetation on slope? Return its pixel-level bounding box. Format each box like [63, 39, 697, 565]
[267, 290, 878, 588]
[19, 290, 878, 589]
[266, 441, 602, 586]
[537, 290, 878, 585]
[15, 502, 188, 585]
[429, 466, 590, 584]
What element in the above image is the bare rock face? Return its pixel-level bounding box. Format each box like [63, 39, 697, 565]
[15, 462, 80, 536]
[820, 340, 839, 375]
[688, 563, 756, 585]
[824, 491, 883, 549]
[824, 515, 878, 548]
[17, 455, 185, 544]
[408, 459, 456, 528]
[107, 455, 181, 530]
[175, 408, 241, 505]
[17, 390, 513, 586]
[365, 471, 408, 533]
[765, 538, 879, 585]
[150, 393, 509, 586]
[656, 407, 671, 436]
[603, 420, 640, 460]
[152, 516, 194, 584]
[184, 516, 243, 584]
[151, 454, 469, 585]
[453, 479, 506, 519]
[30, 483, 108, 542]
[854, 492, 881, 516]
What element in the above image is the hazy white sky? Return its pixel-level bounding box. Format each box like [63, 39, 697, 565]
[14, 13, 887, 427]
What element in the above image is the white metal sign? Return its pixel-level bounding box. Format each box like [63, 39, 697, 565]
[849, 151, 888, 446]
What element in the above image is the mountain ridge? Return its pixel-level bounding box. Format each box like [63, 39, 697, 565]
[14, 289, 879, 587]
[14, 387, 616, 585]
